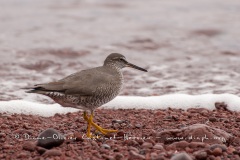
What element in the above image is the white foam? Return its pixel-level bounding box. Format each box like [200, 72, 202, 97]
[102, 94, 240, 111]
[1, 94, 240, 117]
[0, 100, 78, 117]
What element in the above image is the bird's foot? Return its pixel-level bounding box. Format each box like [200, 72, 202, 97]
[83, 111, 118, 138]
[91, 121, 118, 135]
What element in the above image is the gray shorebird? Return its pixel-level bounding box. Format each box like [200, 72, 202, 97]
[25, 53, 147, 137]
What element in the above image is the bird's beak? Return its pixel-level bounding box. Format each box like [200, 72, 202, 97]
[126, 62, 148, 72]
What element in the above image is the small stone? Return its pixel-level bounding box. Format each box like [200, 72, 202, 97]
[227, 146, 235, 154]
[125, 140, 139, 146]
[209, 144, 227, 152]
[215, 102, 228, 110]
[211, 147, 222, 156]
[194, 151, 208, 160]
[91, 141, 99, 148]
[22, 141, 35, 152]
[150, 152, 158, 160]
[153, 143, 164, 150]
[3, 145, 13, 149]
[101, 144, 111, 149]
[167, 141, 189, 150]
[128, 146, 139, 153]
[171, 152, 193, 160]
[135, 124, 142, 129]
[36, 146, 47, 155]
[117, 131, 125, 137]
[74, 132, 84, 142]
[209, 117, 217, 122]
[129, 150, 145, 160]
[141, 142, 153, 149]
[17, 152, 29, 158]
[37, 128, 64, 149]
[115, 153, 124, 160]
[42, 149, 62, 157]
[0, 133, 6, 138]
[102, 154, 114, 160]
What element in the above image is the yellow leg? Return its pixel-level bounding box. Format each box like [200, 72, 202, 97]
[83, 111, 92, 137]
[82, 111, 118, 137]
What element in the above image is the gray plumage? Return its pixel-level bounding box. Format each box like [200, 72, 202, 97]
[26, 53, 147, 112]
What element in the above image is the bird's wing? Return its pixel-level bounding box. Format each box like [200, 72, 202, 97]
[28, 67, 117, 96]
[61, 68, 116, 96]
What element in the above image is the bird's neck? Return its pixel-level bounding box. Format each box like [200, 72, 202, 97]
[104, 63, 122, 72]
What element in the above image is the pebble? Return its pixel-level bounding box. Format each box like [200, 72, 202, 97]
[101, 144, 111, 149]
[17, 152, 30, 158]
[3, 145, 13, 149]
[167, 141, 189, 150]
[141, 142, 153, 149]
[22, 141, 35, 152]
[135, 124, 142, 129]
[0, 133, 6, 138]
[115, 153, 124, 160]
[74, 132, 84, 142]
[36, 146, 47, 155]
[211, 147, 223, 156]
[37, 128, 64, 149]
[150, 152, 158, 159]
[209, 117, 217, 122]
[128, 146, 139, 153]
[91, 141, 99, 148]
[125, 140, 139, 146]
[153, 143, 164, 150]
[42, 149, 62, 157]
[129, 150, 145, 160]
[171, 152, 193, 160]
[194, 151, 208, 160]
[209, 144, 227, 152]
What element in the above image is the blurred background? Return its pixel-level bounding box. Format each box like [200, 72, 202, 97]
[0, 0, 240, 102]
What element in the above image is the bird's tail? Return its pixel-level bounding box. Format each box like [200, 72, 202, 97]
[22, 86, 48, 94]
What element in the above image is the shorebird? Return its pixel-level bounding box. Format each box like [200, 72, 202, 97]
[25, 53, 147, 137]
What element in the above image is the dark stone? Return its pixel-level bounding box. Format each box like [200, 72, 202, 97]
[37, 128, 64, 149]
[209, 144, 227, 152]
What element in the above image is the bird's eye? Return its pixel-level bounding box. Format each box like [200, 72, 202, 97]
[120, 58, 125, 61]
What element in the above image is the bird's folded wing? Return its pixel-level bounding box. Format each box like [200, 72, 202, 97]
[62, 69, 115, 96]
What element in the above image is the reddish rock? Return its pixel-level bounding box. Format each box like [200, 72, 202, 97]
[141, 142, 153, 149]
[115, 153, 124, 160]
[189, 142, 207, 149]
[22, 141, 35, 152]
[74, 132, 84, 142]
[17, 152, 30, 159]
[36, 146, 47, 155]
[153, 143, 164, 150]
[209, 144, 227, 152]
[166, 141, 189, 150]
[129, 150, 145, 160]
[193, 151, 208, 160]
[42, 149, 62, 157]
[211, 147, 223, 156]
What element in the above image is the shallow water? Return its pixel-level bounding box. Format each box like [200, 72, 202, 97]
[0, 0, 240, 102]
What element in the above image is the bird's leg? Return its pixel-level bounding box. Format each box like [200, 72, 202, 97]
[83, 111, 92, 138]
[89, 112, 118, 135]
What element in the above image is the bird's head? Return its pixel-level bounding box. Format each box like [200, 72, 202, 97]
[104, 53, 147, 72]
